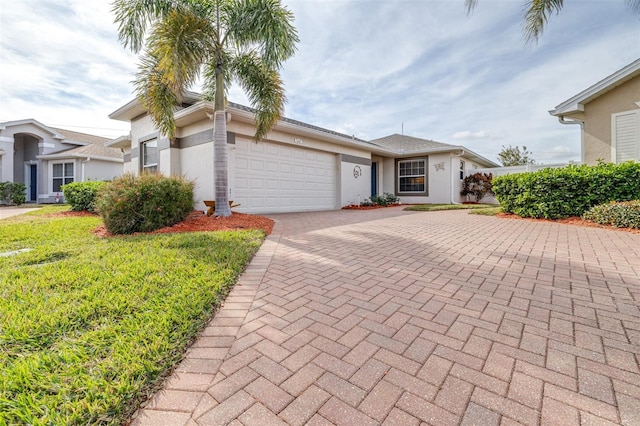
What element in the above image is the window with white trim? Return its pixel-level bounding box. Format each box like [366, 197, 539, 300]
[612, 110, 640, 163]
[459, 160, 465, 180]
[397, 158, 427, 194]
[141, 139, 158, 172]
[52, 162, 74, 192]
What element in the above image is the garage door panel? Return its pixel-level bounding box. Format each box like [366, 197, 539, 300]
[234, 140, 337, 213]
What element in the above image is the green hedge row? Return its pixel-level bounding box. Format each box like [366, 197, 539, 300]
[493, 162, 640, 219]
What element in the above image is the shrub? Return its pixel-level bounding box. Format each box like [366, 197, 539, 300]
[493, 162, 640, 219]
[369, 192, 399, 207]
[460, 172, 493, 202]
[0, 181, 27, 205]
[582, 200, 640, 229]
[96, 173, 194, 234]
[62, 181, 107, 212]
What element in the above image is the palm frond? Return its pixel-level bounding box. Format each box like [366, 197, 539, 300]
[147, 8, 215, 95]
[202, 59, 232, 105]
[231, 53, 286, 141]
[523, 0, 564, 43]
[464, 0, 478, 14]
[133, 53, 179, 138]
[112, 0, 176, 52]
[226, 0, 298, 68]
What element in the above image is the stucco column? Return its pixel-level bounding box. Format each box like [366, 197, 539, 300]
[0, 136, 15, 182]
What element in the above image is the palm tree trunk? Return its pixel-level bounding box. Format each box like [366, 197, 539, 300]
[213, 110, 231, 217]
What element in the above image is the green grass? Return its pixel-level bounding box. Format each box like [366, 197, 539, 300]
[0, 206, 264, 425]
[469, 206, 502, 216]
[403, 203, 496, 212]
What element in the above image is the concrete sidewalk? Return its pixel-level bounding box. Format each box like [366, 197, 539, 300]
[132, 207, 640, 425]
[0, 206, 41, 219]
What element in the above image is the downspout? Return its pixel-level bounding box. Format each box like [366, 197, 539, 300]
[450, 149, 465, 204]
[557, 116, 584, 164]
[81, 157, 90, 181]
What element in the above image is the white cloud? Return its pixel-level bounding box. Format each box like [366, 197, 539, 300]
[452, 131, 492, 140]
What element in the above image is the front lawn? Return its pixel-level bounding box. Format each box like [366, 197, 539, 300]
[404, 203, 496, 212]
[0, 207, 264, 425]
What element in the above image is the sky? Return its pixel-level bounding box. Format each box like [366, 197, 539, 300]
[1, 1, 639, 165]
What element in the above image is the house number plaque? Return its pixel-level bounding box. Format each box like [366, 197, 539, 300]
[353, 165, 362, 178]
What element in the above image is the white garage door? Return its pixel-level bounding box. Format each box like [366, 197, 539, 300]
[233, 138, 337, 213]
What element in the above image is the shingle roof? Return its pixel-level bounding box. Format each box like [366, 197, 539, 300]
[369, 134, 458, 152]
[49, 127, 123, 160]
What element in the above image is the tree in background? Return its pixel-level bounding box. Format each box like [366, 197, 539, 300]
[113, 0, 298, 217]
[498, 145, 535, 166]
[465, 0, 640, 43]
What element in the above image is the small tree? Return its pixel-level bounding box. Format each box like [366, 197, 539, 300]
[460, 172, 493, 202]
[497, 145, 535, 166]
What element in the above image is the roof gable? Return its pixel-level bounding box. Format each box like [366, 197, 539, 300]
[370, 134, 457, 153]
[550, 58, 640, 116]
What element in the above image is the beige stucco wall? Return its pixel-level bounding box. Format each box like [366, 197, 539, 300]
[380, 152, 476, 205]
[577, 75, 640, 164]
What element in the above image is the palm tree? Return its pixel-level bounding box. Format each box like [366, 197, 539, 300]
[112, 0, 298, 216]
[465, 0, 640, 43]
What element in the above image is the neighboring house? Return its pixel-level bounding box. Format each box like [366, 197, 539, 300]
[549, 58, 640, 165]
[109, 93, 497, 214]
[0, 119, 124, 203]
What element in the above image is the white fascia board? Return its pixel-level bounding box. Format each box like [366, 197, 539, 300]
[105, 134, 131, 149]
[551, 58, 640, 116]
[0, 118, 66, 139]
[37, 153, 124, 163]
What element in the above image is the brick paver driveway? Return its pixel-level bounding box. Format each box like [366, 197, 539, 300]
[133, 207, 640, 425]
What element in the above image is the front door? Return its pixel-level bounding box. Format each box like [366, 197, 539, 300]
[371, 162, 378, 196]
[29, 164, 37, 202]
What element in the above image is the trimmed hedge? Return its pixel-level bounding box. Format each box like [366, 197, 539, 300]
[96, 173, 194, 234]
[583, 200, 640, 229]
[62, 181, 107, 212]
[493, 162, 640, 219]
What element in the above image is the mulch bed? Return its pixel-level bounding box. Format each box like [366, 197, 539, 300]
[497, 212, 640, 235]
[47, 211, 274, 237]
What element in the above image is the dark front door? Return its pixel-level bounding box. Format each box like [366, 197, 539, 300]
[371, 162, 378, 196]
[29, 164, 37, 202]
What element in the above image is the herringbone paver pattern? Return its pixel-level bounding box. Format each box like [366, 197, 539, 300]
[131, 208, 640, 425]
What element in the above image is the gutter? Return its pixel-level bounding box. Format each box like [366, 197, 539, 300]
[556, 115, 585, 164]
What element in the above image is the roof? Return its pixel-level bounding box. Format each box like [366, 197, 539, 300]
[550, 58, 640, 116]
[369, 134, 458, 153]
[0, 119, 123, 161]
[109, 95, 497, 167]
[50, 127, 112, 146]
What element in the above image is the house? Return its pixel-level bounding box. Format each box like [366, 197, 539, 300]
[109, 93, 498, 214]
[0, 119, 124, 203]
[549, 58, 640, 165]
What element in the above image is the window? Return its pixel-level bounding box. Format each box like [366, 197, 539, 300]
[52, 162, 74, 192]
[460, 160, 465, 180]
[397, 158, 427, 194]
[142, 139, 158, 172]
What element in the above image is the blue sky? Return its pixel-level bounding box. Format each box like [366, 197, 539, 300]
[1, 1, 638, 164]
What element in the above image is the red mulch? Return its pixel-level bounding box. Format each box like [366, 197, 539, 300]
[46, 210, 273, 238]
[497, 212, 640, 235]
